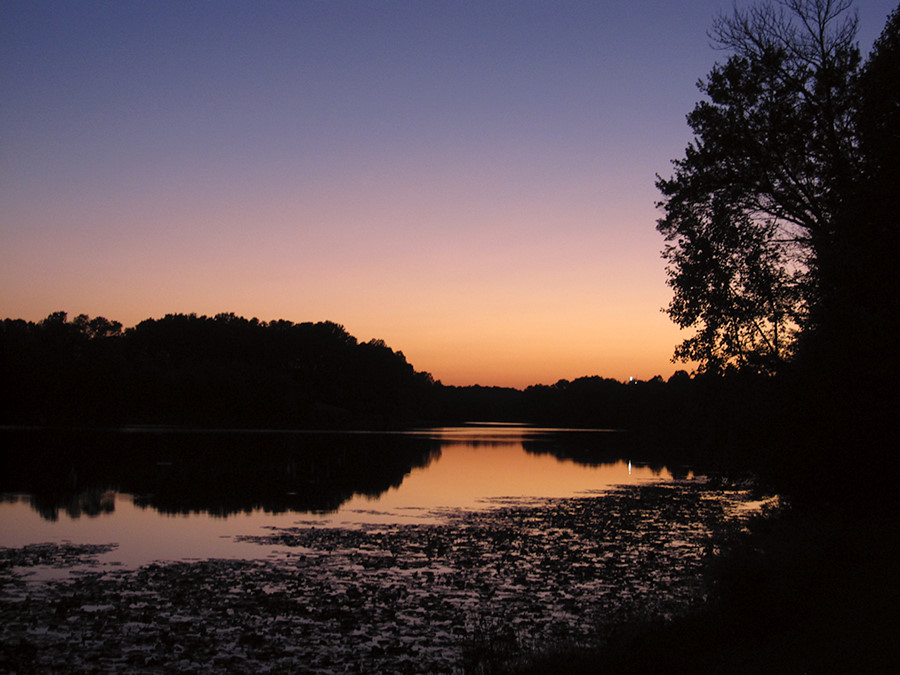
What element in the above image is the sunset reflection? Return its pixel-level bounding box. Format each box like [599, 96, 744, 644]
[0, 426, 671, 567]
[340, 445, 663, 511]
[315, 427, 669, 524]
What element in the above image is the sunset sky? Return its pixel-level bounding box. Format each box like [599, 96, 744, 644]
[2, 0, 895, 388]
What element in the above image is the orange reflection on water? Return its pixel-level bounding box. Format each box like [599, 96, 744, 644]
[321, 431, 670, 523]
[0, 426, 672, 568]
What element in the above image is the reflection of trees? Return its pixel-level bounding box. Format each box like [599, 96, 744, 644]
[521, 435, 668, 476]
[432, 440, 534, 450]
[27, 489, 116, 522]
[1, 430, 440, 520]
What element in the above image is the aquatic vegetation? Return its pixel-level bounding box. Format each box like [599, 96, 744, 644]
[0, 543, 118, 574]
[0, 479, 772, 673]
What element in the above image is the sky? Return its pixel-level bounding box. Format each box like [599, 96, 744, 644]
[2, 1, 896, 388]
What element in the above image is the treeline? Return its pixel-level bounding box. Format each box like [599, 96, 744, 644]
[0, 312, 435, 429]
[440, 372, 769, 437]
[1, 311, 780, 453]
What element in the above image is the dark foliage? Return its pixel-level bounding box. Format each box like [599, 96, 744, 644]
[0, 312, 435, 430]
[656, 0, 862, 373]
[655, 0, 900, 497]
[518, 503, 898, 675]
[431, 384, 524, 424]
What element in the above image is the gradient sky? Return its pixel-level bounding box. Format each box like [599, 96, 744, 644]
[2, 1, 895, 388]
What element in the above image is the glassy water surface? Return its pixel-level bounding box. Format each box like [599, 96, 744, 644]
[0, 425, 677, 569]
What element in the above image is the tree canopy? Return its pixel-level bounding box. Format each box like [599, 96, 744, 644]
[0, 312, 436, 429]
[656, 0, 874, 373]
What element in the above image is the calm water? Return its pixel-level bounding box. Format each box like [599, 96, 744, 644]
[4, 425, 760, 673]
[0, 424, 677, 569]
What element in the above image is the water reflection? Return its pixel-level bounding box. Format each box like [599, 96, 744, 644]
[1, 429, 440, 520]
[1, 425, 671, 522]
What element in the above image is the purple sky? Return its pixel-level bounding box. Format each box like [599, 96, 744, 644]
[2, 0, 895, 387]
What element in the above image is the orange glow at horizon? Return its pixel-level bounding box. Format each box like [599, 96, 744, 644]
[0, 163, 695, 387]
[2, 2, 891, 384]
[1, 1, 754, 388]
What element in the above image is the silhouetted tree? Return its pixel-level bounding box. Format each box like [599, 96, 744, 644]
[808, 4, 900, 371]
[783, 5, 900, 494]
[656, 0, 861, 373]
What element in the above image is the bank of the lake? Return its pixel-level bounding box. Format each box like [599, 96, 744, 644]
[521, 499, 898, 675]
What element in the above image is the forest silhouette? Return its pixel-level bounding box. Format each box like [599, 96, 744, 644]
[0, 303, 891, 500]
[0, 313, 785, 443]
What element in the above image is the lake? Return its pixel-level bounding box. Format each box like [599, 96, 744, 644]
[0, 425, 771, 673]
[0, 425, 678, 567]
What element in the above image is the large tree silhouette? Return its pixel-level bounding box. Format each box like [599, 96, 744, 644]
[656, 0, 861, 373]
[815, 4, 900, 370]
